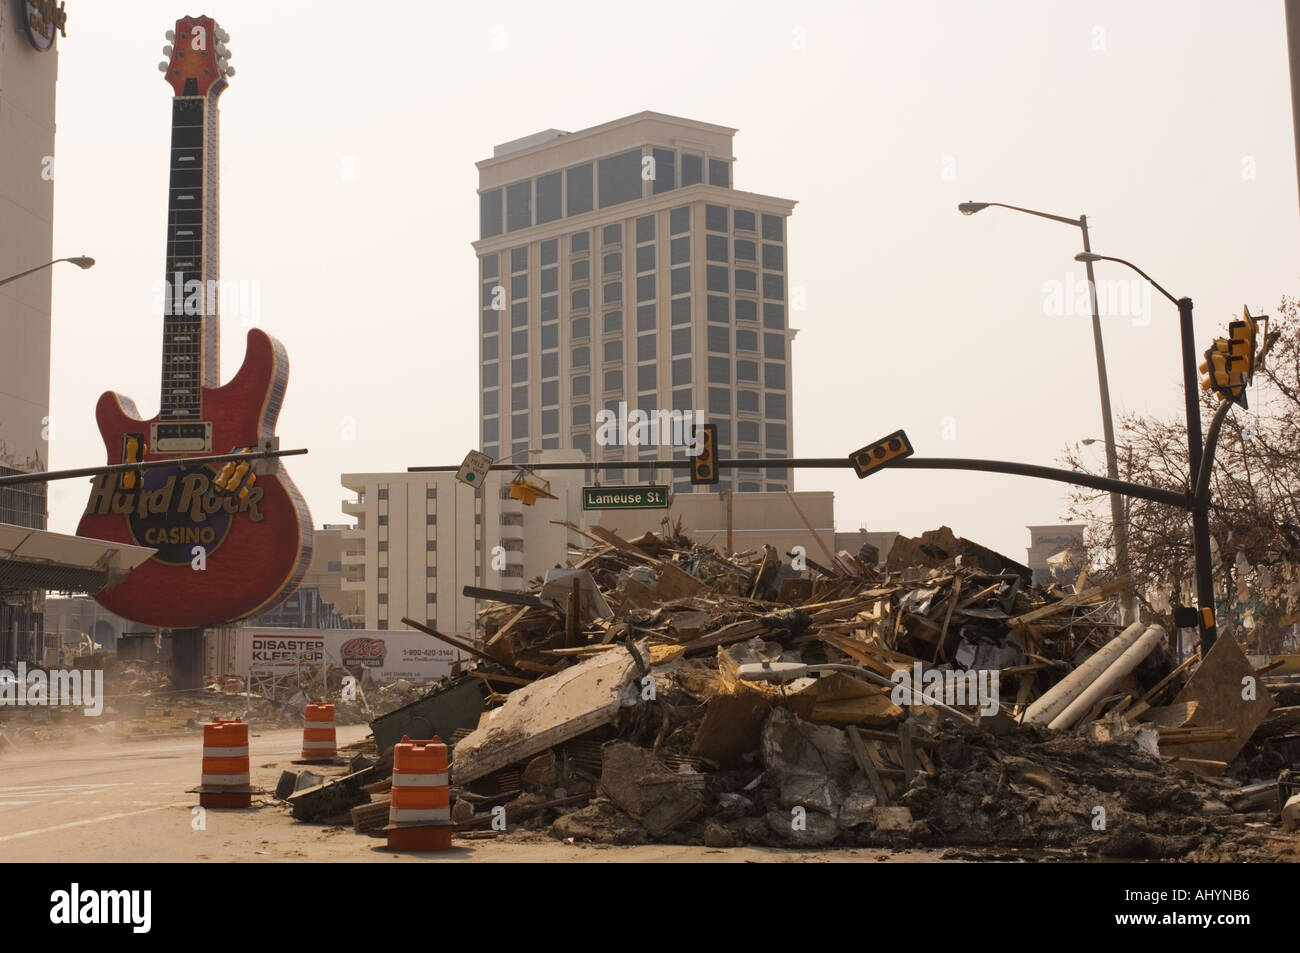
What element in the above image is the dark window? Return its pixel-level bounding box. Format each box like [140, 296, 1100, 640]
[765, 393, 787, 420]
[512, 356, 527, 381]
[734, 209, 756, 232]
[707, 234, 728, 262]
[482, 390, 498, 415]
[737, 390, 759, 413]
[651, 149, 675, 194]
[540, 324, 558, 350]
[764, 332, 784, 358]
[510, 274, 527, 299]
[670, 206, 690, 235]
[598, 149, 643, 208]
[737, 360, 758, 382]
[572, 316, 590, 340]
[636, 215, 655, 243]
[708, 387, 730, 413]
[671, 266, 691, 295]
[735, 299, 757, 322]
[707, 325, 729, 352]
[378, 488, 388, 500]
[706, 265, 728, 292]
[571, 259, 590, 282]
[512, 412, 529, 437]
[672, 327, 691, 354]
[735, 269, 757, 293]
[481, 309, 498, 334]
[572, 289, 590, 311]
[481, 255, 499, 279]
[707, 295, 729, 323]
[709, 159, 730, 187]
[711, 420, 731, 446]
[738, 420, 760, 443]
[541, 378, 558, 403]
[672, 388, 693, 411]
[671, 297, 691, 325]
[511, 247, 528, 272]
[573, 433, 591, 455]
[572, 404, 591, 428]
[479, 189, 503, 238]
[705, 204, 727, 232]
[541, 295, 558, 321]
[765, 362, 786, 389]
[734, 239, 756, 262]
[681, 154, 703, 186]
[603, 339, 623, 363]
[604, 368, 623, 392]
[540, 239, 558, 266]
[708, 357, 730, 384]
[762, 214, 783, 241]
[603, 252, 622, 276]
[763, 302, 785, 329]
[426, 514, 437, 525]
[637, 364, 656, 391]
[483, 336, 498, 360]
[542, 409, 558, 434]
[763, 274, 784, 300]
[571, 374, 590, 397]
[482, 282, 500, 307]
[537, 172, 562, 224]
[506, 180, 532, 231]
[567, 164, 594, 216]
[570, 231, 589, 254]
[512, 385, 528, 411]
[637, 304, 655, 331]
[482, 362, 499, 387]
[736, 329, 758, 351]
[763, 243, 784, 270]
[603, 311, 623, 333]
[636, 274, 655, 302]
[672, 357, 691, 386]
[766, 423, 787, 450]
[636, 245, 655, 272]
[378, 541, 388, 553]
[603, 224, 622, 246]
[603, 282, 622, 304]
[511, 302, 528, 328]
[541, 267, 558, 294]
[572, 346, 590, 368]
[637, 334, 656, 362]
[670, 236, 691, 265]
[483, 418, 499, 442]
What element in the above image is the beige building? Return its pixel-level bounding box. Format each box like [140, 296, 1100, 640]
[1026, 524, 1086, 586]
[474, 112, 798, 497]
[340, 450, 588, 637]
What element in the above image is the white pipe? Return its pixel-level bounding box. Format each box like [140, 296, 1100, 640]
[1023, 622, 1146, 725]
[1049, 625, 1166, 730]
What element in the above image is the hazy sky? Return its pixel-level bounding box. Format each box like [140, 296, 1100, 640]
[44, 0, 1299, 561]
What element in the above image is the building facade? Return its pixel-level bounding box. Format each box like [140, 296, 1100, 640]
[474, 112, 798, 497]
[1026, 524, 1087, 586]
[1, 4, 63, 660]
[340, 450, 587, 637]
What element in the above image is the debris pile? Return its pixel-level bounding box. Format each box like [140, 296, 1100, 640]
[276, 523, 1300, 859]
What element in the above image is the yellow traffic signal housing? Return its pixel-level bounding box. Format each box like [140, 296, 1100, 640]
[1199, 338, 1234, 404]
[121, 434, 145, 489]
[849, 429, 914, 478]
[1201, 306, 1262, 409]
[690, 423, 719, 485]
[508, 470, 557, 506]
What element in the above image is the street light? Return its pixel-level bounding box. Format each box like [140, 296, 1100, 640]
[1075, 251, 1216, 653]
[0, 256, 95, 287]
[958, 201, 1133, 623]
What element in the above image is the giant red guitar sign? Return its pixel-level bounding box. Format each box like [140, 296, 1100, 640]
[77, 15, 312, 629]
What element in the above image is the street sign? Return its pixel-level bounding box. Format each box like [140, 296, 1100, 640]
[849, 429, 914, 478]
[582, 485, 669, 510]
[456, 450, 493, 489]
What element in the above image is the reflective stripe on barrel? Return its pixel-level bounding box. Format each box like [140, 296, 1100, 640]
[301, 702, 337, 760]
[199, 718, 251, 807]
[387, 736, 452, 850]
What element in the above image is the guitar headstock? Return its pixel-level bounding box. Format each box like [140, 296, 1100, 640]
[158, 15, 233, 98]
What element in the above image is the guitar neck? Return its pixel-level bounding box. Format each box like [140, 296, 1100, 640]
[160, 93, 222, 420]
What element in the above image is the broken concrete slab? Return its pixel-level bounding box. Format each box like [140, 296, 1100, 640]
[521, 750, 558, 792]
[452, 646, 640, 785]
[764, 807, 839, 846]
[599, 741, 705, 838]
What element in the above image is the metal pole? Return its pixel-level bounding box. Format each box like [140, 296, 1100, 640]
[1176, 296, 1217, 652]
[725, 487, 733, 554]
[1080, 217, 1133, 623]
[1287, 0, 1300, 219]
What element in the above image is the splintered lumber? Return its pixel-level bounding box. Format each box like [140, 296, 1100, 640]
[585, 525, 663, 565]
[351, 798, 391, 833]
[401, 617, 498, 664]
[1005, 577, 1130, 630]
[469, 670, 533, 687]
[1126, 650, 1200, 720]
[846, 725, 890, 805]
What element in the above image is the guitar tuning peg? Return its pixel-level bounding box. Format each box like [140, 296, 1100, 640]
[216, 28, 230, 42]
[158, 61, 169, 72]
[165, 29, 175, 41]
[163, 44, 173, 56]
[224, 66, 236, 77]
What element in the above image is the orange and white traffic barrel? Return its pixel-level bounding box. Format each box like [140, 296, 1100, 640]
[197, 717, 254, 808]
[386, 735, 452, 850]
[301, 702, 338, 762]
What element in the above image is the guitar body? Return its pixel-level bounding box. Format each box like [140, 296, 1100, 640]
[77, 329, 312, 629]
[76, 17, 312, 630]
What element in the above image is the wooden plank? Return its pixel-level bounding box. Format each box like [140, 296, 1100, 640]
[469, 670, 533, 686]
[585, 524, 663, 565]
[400, 617, 498, 664]
[845, 725, 890, 806]
[933, 578, 962, 663]
[1005, 577, 1131, 629]
[899, 723, 918, 784]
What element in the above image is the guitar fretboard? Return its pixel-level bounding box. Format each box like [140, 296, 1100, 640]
[160, 96, 220, 420]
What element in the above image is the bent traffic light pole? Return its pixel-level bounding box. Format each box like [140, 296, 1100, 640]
[0, 448, 308, 487]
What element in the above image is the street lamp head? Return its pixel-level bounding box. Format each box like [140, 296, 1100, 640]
[957, 201, 988, 216]
[1081, 438, 1100, 446]
[1074, 252, 1102, 263]
[67, 256, 95, 269]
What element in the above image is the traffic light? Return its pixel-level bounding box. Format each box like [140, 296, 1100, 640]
[849, 429, 914, 478]
[507, 471, 556, 506]
[120, 434, 145, 489]
[1200, 306, 1261, 409]
[1200, 337, 1234, 403]
[690, 424, 718, 485]
[214, 448, 257, 497]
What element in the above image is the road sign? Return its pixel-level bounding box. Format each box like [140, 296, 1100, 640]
[849, 429, 914, 478]
[455, 450, 493, 489]
[582, 485, 669, 510]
